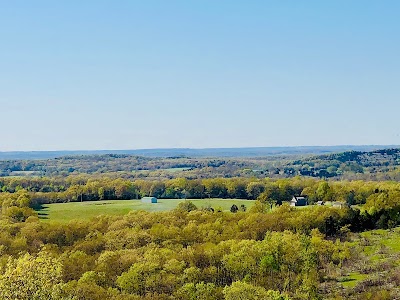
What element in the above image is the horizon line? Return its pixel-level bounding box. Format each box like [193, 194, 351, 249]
[1, 144, 399, 153]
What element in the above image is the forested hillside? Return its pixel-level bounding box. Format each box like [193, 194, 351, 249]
[1, 148, 400, 181]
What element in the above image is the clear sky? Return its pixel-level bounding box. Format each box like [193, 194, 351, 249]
[1, 1, 399, 151]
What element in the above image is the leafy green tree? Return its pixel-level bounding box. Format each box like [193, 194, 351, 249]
[230, 204, 239, 213]
[175, 282, 219, 300]
[249, 201, 268, 213]
[246, 182, 265, 199]
[60, 250, 94, 281]
[203, 179, 228, 198]
[63, 280, 111, 300]
[176, 200, 198, 212]
[16, 190, 31, 207]
[316, 181, 333, 202]
[257, 191, 276, 210]
[223, 281, 290, 300]
[0, 252, 66, 300]
[4, 206, 36, 222]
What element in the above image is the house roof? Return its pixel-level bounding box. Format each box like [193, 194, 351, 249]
[292, 196, 307, 201]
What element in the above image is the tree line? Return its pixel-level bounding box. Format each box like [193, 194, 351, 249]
[1, 176, 400, 207]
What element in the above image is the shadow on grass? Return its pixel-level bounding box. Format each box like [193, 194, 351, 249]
[33, 204, 49, 220]
[338, 277, 356, 283]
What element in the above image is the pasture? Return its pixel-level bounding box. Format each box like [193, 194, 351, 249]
[338, 227, 400, 290]
[35, 198, 255, 222]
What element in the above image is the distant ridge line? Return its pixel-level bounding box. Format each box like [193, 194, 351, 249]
[0, 145, 399, 160]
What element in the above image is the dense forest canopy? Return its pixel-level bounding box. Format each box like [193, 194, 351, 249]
[1, 148, 400, 299]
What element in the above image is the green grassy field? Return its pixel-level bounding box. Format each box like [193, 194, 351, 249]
[35, 198, 255, 222]
[338, 227, 400, 291]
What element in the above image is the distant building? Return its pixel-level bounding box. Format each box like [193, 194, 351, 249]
[332, 201, 347, 208]
[290, 196, 308, 207]
[141, 197, 158, 203]
[316, 201, 325, 206]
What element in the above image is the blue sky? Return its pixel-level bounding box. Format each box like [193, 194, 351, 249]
[1, 1, 399, 150]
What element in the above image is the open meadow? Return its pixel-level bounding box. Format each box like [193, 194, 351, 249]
[335, 227, 400, 297]
[35, 198, 255, 222]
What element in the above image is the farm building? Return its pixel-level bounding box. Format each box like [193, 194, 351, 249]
[290, 196, 308, 207]
[332, 201, 348, 208]
[141, 197, 158, 203]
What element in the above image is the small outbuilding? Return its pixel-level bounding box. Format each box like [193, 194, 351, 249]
[332, 201, 347, 209]
[141, 197, 158, 204]
[290, 196, 308, 207]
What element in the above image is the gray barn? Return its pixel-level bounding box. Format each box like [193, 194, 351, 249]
[141, 197, 158, 204]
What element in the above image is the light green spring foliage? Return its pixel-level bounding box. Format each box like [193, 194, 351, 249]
[0, 194, 353, 299]
[0, 251, 66, 300]
[113, 230, 345, 299]
[0, 190, 36, 222]
[175, 282, 219, 300]
[223, 281, 290, 300]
